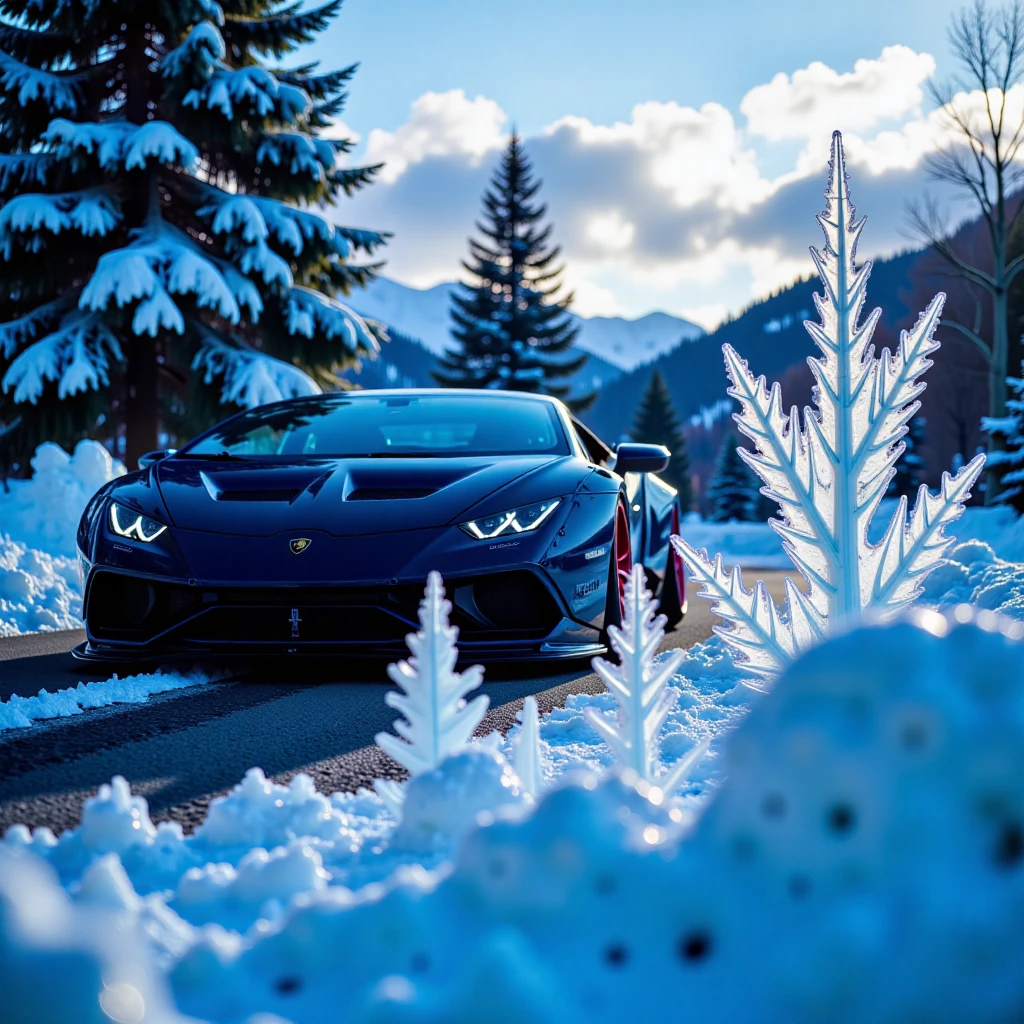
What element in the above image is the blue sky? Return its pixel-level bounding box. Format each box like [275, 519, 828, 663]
[303, 0, 983, 325]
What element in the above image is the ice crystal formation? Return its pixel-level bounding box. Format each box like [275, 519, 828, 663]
[673, 132, 985, 680]
[373, 572, 489, 812]
[513, 695, 543, 798]
[586, 563, 708, 791]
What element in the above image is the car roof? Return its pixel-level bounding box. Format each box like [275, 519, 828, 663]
[311, 388, 566, 406]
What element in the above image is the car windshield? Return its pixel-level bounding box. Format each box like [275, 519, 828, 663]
[180, 394, 570, 458]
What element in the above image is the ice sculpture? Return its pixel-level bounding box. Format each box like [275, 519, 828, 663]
[586, 564, 709, 791]
[673, 132, 985, 680]
[373, 572, 489, 813]
[513, 695, 543, 797]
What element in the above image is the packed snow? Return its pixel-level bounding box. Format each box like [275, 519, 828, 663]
[0, 439, 123, 636]
[0, 669, 209, 732]
[5, 609, 1024, 1021]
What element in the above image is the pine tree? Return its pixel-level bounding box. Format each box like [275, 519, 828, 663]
[631, 369, 693, 509]
[434, 134, 590, 408]
[887, 415, 927, 498]
[0, 0, 386, 468]
[984, 370, 1024, 511]
[706, 435, 759, 522]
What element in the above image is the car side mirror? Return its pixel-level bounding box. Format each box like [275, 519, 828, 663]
[613, 442, 670, 474]
[138, 449, 176, 470]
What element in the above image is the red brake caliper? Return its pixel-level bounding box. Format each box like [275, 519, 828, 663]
[614, 502, 632, 615]
[670, 505, 685, 605]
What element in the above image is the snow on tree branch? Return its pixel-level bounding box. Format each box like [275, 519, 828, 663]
[374, 572, 489, 778]
[586, 564, 709, 791]
[2, 311, 122, 402]
[673, 132, 984, 679]
[192, 338, 321, 408]
[286, 287, 380, 351]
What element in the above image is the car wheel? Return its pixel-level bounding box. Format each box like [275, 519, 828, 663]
[658, 503, 687, 628]
[602, 499, 632, 641]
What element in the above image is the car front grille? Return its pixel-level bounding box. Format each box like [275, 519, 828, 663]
[85, 569, 564, 646]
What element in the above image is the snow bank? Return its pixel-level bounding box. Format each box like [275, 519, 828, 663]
[0, 439, 123, 636]
[677, 514, 788, 568]
[0, 669, 209, 731]
[0, 535, 81, 636]
[0, 440, 124, 559]
[5, 609, 1024, 1022]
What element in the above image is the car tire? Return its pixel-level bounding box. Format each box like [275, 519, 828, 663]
[658, 503, 687, 628]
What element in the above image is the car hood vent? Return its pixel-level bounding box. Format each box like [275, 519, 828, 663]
[215, 488, 302, 502]
[346, 487, 436, 501]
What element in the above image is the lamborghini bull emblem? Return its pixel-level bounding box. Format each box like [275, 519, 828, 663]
[289, 537, 312, 555]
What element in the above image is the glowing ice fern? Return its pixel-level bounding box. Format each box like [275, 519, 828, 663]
[373, 572, 489, 812]
[672, 132, 985, 681]
[586, 564, 709, 791]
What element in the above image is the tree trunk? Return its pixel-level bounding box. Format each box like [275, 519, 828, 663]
[986, 287, 1010, 504]
[122, 17, 160, 469]
[125, 340, 159, 469]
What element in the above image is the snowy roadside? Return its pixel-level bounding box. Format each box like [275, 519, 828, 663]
[0, 440, 124, 637]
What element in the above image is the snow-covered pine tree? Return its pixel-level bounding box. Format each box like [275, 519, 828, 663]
[585, 563, 708, 791]
[631, 368, 693, 509]
[672, 133, 985, 682]
[887, 415, 926, 498]
[706, 434, 758, 522]
[983, 370, 1024, 510]
[0, 0, 385, 467]
[434, 133, 590, 410]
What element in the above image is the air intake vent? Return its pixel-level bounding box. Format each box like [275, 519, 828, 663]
[215, 489, 301, 502]
[346, 488, 435, 501]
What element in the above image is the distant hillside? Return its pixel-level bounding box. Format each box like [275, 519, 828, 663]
[351, 276, 704, 372]
[581, 249, 922, 443]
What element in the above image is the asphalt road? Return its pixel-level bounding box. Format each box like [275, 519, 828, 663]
[0, 571, 792, 836]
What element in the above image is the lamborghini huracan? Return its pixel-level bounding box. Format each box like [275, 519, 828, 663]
[74, 389, 687, 663]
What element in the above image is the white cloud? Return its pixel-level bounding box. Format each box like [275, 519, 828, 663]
[584, 209, 636, 252]
[363, 89, 507, 183]
[741, 45, 935, 142]
[336, 47, 1015, 321]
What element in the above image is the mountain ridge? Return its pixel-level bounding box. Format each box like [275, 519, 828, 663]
[350, 276, 705, 373]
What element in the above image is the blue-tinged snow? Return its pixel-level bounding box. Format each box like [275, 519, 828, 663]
[45, 119, 198, 173]
[6, 610, 1024, 1021]
[0, 441, 122, 635]
[0, 670, 209, 731]
[0, 51, 87, 111]
[192, 339, 321, 409]
[184, 65, 310, 122]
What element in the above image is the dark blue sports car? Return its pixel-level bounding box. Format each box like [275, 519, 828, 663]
[74, 390, 686, 663]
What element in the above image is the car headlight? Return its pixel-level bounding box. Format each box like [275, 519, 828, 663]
[459, 498, 561, 540]
[109, 502, 168, 543]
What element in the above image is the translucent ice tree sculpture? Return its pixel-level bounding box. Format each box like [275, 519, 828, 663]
[374, 572, 489, 814]
[513, 695, 543, 798]
[586, 564, 709, 792]
[673, 132, 985, 681]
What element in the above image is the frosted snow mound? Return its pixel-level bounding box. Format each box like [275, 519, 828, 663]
[920, 540, 1024, 621]
[0, 848, 190, 1023]
[390, 748, 531, 854]
[0, 534, 80, 636]
[0, 439, 124, 636]
[167, 611, 1024, 1022]
[0, 669, 209, 731]
[0, 438, 124, 559]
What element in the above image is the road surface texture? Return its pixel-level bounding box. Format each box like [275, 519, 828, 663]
[0, 571, 792, 835]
